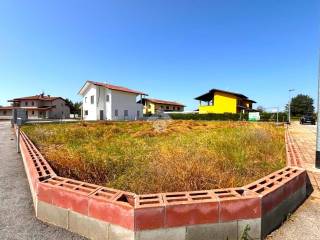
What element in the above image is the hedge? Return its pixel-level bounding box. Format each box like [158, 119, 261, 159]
[259, 112, 288, 122]
[168, 112, 289, 122]
[169, 113, 245, 121]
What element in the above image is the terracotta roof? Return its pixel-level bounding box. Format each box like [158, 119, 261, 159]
[19, 107, 53, 111]
[143, 98, 185, 107]
[85, 80, 147, 95]
[0, 106, 13, 110]
[0, 106, 53, 111]
[8, 95, 61, 102]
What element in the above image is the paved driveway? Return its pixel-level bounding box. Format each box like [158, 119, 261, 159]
[0, 121, 85, 240]
[267, 122, 320, 240]
[288, 122, 317, 171]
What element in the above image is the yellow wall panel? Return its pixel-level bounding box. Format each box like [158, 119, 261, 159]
[199, 92, 237, 114]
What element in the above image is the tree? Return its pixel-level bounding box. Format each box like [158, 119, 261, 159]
[287, 94, 314, 116]
[256, 105, 265, 112]
[73, 101, 81, 115]
[64, 98, 75, 113]
[65, 98, 81, 116]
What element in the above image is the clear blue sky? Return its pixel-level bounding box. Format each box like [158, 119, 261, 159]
[0, 0, 319, 111]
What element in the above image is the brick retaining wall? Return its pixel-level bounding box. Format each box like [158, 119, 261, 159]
[18, 128, 307, 240]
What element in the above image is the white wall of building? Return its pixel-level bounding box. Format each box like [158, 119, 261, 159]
[81, 83, 143, 121]
[82, 85, 98, 120]
[95, 86, 112, 120]
[110, 90, 143, 120]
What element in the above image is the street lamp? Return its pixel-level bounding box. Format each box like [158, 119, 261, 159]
[316, 56, 320, 168]
[288, 89, 295, 124]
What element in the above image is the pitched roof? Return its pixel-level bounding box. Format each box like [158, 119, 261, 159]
[0, 106, 53, 111]
[20, 106, 53, 110]
[246, 99, 257, 103]
[8, 95, 62, 102]
[195, 88, 255, 102]
[80, 80, 147, 95]
[142, 98, 185, 107]
[0, 106, 13, 110]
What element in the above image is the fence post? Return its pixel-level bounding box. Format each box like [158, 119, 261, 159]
[17, 125, 20, 153]
[16, 117, 22, 153]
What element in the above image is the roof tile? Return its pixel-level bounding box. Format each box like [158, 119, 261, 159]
[87, 81, 147, 95]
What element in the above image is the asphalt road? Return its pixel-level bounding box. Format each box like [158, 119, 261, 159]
[0, 121, 86, 240]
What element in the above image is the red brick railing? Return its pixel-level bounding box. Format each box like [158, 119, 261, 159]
[18, 127, 307, 240]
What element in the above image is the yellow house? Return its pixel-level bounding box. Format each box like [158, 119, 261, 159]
[195, 89, 256, 114]
[139, 98, 185, 115]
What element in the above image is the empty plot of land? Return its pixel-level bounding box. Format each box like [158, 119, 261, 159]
[22, 120, 286, 194]
[0, 121, 85, 240]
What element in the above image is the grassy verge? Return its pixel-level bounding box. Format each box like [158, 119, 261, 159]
[22, 120, 286, 194]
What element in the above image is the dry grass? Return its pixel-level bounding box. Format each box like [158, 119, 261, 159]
[22, 120, 286, 194]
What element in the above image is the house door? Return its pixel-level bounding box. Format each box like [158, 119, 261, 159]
[100, 110, 104, 120]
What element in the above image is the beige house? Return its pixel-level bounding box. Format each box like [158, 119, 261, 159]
[139, 98, 185, 115]
[7, 93, 70, 119]
[0, 106, 13, 120]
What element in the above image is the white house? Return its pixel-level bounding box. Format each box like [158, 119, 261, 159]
[78, 80, 147, 121]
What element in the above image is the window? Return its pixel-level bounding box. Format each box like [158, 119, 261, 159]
[106, 94, 110, 102]
[32, 101, 34, 106]
[166, 106, 169, 110]
[84, 110, 88, 116]
[3, 110, 6, 115]
[161, 105, 164, 109]
[91, 95, 94, 104]
[85, 97, 87, 103]
[115, 109, 118, 117]
[124, 110, 128, 117]
[61, 103, 63, 107]
[32, 111, 34, 115]
[25, 102, 28, 106]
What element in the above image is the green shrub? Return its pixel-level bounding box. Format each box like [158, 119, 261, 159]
[169, 112, 289, 122]
[169, 113, 246, 121]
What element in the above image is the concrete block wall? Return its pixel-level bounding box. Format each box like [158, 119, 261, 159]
[244, 167, 306, 238]
[18, 128, 307, 240]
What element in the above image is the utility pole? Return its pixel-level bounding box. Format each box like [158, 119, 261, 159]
[288, 89, 295, 123]
[316, 54, 320, 168]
